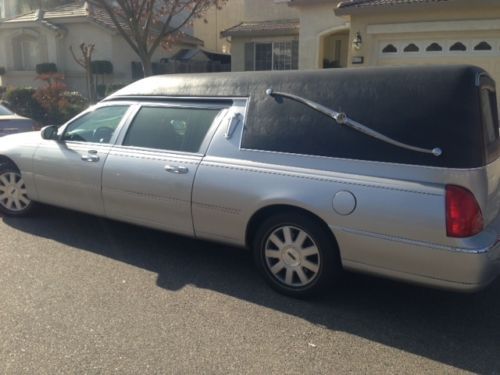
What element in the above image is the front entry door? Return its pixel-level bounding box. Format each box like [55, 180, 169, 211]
[33, 105, 130, 215]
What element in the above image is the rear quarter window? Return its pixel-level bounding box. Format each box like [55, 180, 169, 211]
[480, 85, 500, 163]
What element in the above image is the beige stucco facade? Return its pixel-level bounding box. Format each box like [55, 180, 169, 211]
[346, 3, 500, 66]
[196, 0, 299, 72]
[193, 0, 245, 54]
[289, 1, 348, 70]
[0, 18, 196, 94]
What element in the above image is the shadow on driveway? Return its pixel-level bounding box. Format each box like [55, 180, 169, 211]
[4, 205, 500, 373]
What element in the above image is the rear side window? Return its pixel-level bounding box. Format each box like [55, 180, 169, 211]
[480, 85, 500, 163]
[123, 106, 222, 153]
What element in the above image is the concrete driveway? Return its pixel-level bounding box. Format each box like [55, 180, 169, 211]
[1, 205, 499, 374]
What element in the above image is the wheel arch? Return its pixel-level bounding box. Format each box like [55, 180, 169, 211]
[245, 204, 340, 252]
[0, 155, 20, 171]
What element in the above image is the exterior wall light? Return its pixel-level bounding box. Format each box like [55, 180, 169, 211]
[352, 32, 362, 51]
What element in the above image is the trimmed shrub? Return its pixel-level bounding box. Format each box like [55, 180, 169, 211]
[61, 91, 89, 122]
[35, 63, 58, 75]
[91, 60, 113, 75]
[5, 75, 88, 125]
[4, 87, 44, 121]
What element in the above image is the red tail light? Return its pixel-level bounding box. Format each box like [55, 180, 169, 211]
[445, 185, 484, 237]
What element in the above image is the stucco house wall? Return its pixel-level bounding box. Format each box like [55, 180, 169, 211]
[243, 0, 297, 22]
[0, 4, 201, 94]
[193, 0, 245, 53]
[290, 1, 347, 70]
[344, 2, 500, 67]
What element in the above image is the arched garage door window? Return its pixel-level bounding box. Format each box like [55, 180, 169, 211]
[379, 39, 498, 57]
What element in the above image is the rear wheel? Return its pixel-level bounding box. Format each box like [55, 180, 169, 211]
[253, 212, 341, 298]
[0, 166, 35, 216]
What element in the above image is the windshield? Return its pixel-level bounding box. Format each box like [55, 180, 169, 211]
[0, 104, 14, 116]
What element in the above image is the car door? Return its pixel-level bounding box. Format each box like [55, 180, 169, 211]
[102, 102, 227, 236]
[32, 104, 131, 215]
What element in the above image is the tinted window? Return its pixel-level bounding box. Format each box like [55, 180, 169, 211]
[123, 106, 222, 153]
[63, 106, 129, 143]
[0, 105, 14, 116]
[480, 87, 500, 163]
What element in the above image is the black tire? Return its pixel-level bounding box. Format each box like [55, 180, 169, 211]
[0, 164, 36, 216]
[252, 211, 342, 298]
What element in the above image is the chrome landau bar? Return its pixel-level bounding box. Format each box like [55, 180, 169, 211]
[265, 88, 442, 157]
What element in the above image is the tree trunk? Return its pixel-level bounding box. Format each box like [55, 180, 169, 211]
[86, 67, 96, 103]
[141, 54, 153, 78]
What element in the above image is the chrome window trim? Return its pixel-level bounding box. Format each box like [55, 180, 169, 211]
[115, 100, 233, 155]
[59, 102, 136, 146]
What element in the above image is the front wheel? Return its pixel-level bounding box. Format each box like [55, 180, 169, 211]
[253, 212, 341, 298]
[0, 166, 35, 216]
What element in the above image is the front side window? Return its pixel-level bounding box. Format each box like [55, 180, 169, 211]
[62, 106, 129, 143]
[123, 106, 222, 153]
[0, 105, 14, 116]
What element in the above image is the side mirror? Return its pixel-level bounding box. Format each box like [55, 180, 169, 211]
[41, 125, 59, 140]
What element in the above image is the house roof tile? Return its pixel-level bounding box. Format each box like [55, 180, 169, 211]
[337, 0, 450, 10]
[221, 19, 300, 37]
[1, 2, 202, 45]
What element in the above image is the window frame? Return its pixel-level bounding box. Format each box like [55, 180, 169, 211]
[246, 40, 299, 72]
[58, 102, 135, 145]
[115, 101, 230, 156]
[12, 34, 40, 71]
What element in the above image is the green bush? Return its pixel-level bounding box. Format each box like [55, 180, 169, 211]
[35, 63, 58, 75]
[91, 60, 113, 75]
[4, 85, 88, 125]
[61, 91, 89, 121]
[4, 87, 44, 121]
[0, 67, 5, 76]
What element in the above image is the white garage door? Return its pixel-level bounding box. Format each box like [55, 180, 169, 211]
[374, 37, 500, 116]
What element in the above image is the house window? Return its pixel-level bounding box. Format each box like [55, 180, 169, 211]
[245, 41, 298, 71]
[13, 35, 39, 71]
[255, 43, 273, 71]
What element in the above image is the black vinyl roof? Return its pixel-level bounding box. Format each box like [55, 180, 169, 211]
[108, 65, 493, 168]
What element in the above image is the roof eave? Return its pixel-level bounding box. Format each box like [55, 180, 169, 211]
[335, 1, 454, 15]
[221, 28, 299, 38]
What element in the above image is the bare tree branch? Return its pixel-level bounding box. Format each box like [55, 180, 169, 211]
[86, 0, 226, 76]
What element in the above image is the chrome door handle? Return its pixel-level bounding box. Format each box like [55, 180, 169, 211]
[165, 165, 189, 174]
[81, 154, 100, 162]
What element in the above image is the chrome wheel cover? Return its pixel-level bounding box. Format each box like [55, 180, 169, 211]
[0, 172, 31, 212]
[264, 225, 321, 288]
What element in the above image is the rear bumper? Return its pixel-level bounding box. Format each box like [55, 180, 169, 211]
[332, 217, 500, 292]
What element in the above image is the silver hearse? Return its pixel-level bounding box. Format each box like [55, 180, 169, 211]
[0, 65, 498, 297]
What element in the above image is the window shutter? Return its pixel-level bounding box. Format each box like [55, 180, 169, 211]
[244, 42, 255, 71]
